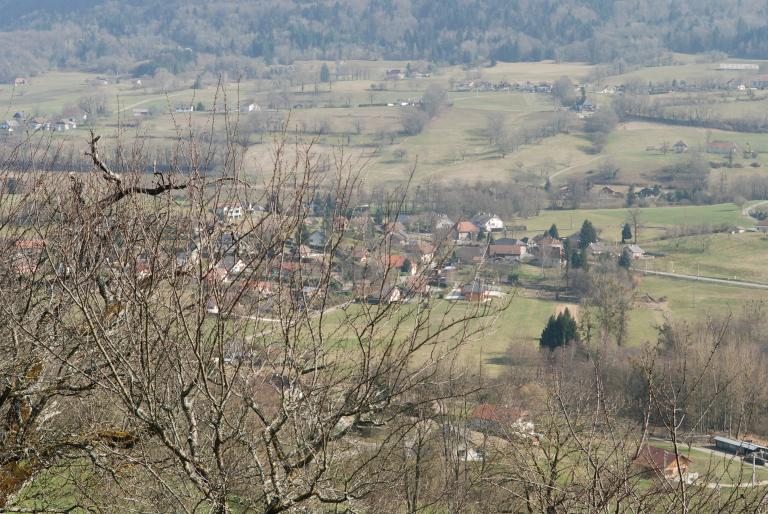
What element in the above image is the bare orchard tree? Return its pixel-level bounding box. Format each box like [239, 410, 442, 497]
[0, 121, 504, 512]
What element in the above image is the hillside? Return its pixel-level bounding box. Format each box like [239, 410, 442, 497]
[3, 0, 768, 81]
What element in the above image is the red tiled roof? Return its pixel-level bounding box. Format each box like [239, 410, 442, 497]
[637, 445, 691, 472]
[456, 221, 479, 234]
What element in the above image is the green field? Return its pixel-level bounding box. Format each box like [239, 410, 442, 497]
[509, 203, 751, 242]
[643, 232, 768, 283]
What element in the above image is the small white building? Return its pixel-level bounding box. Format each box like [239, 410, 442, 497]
[215, 202, 244, 221]
[472, 213, 504, 232]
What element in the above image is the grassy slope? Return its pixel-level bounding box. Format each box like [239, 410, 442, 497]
[510, 203, 749, 242]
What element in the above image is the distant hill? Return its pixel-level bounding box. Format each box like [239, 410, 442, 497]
[1, 0, 768, 81]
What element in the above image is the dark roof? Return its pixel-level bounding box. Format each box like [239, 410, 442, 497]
[713, 436, 764, 452]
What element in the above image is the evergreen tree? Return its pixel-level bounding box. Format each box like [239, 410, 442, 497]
[618, 250, 631, 269]
[540, 309, 579, 351]
[570, 249, 585, 269]
[401, 259, 412, 274]
[579, 219, 598, 249]
[621, 223, 632, 244]
[626, 185, 636, 207]
[196, 101, 205, 112]
[547, 223, 559, 239]
[320, 63, 330, 83]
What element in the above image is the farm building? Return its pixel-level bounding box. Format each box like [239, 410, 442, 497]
[635, 445, 692, 480]
[713, 436, 767, 456]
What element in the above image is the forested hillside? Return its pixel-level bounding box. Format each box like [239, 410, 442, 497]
[2, 0, 768, 80]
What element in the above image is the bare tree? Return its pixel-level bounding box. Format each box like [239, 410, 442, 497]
[0, 104, 504, 513]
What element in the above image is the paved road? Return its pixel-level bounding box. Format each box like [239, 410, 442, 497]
[639, 269, 768, 290]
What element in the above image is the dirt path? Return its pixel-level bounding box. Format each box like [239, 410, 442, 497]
[549, 155, 604, 180]
[742, 200, 768, 220]
[118, 90, 193, 113]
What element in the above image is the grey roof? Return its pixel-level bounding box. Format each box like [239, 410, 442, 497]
[713, 436, 764, 452]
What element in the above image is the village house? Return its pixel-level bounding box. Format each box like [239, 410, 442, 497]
[672, 140, 688, 153]
[357, 283, 402, 304]
[53, 119, 76, 132]
[624, 244, 645, 259]
[533, 236, 564, 266]
[586, 241, 618, 257]
[215, 202, 244, 221]
[434, 214, 454, 231]
[386, 69, 405, 80]
[307, 230, 327, 250]
[13, 77, 29, 87]
[241, 102, 261, 113]
[635, 445, 692, 481]
[0, 120, 19, 132]
[472, 213, 504, 232]
[751, 75, 768, 89]
[489, 238, 527, 259]
[454, 221, 480, 241]
[468, 404, 534, 440]
[452, 246, 485, 265]
[756, 219, 768, 232]
[599, 186, 624, 200]
[404, 240, 435, 266]
[460, 281, 500, 302]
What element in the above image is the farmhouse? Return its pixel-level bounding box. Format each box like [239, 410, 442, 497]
[307, 230, 327, 249]
[455, 221, 480, 241]
[599, 186, 623, 199]
[215, 202, 244, 221]
[534, 236, 564, 265]
[453, 246, 485, 265]
[587, 242, 618, 257]
[489, 238, 527, 258]
[472, 213, 504, 232]
[672, 140, 688, 153]
[461, 281, 499, 302]
[468, 404, 533, 440]
[624, 244, 645, 259]
[756, 219, 768, 232]
[13, 77, 28, 87]
[433, 214, 454, 231]
[635, 445, 692, 480]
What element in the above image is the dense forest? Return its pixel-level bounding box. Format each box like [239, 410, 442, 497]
[2, 0, 768, 80]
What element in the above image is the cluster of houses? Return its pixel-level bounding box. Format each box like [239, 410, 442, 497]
[0, 112, 80, 133]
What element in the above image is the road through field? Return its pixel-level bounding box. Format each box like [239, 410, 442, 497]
[549, 155, 604, 180]
[640, 270, 768, 290]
